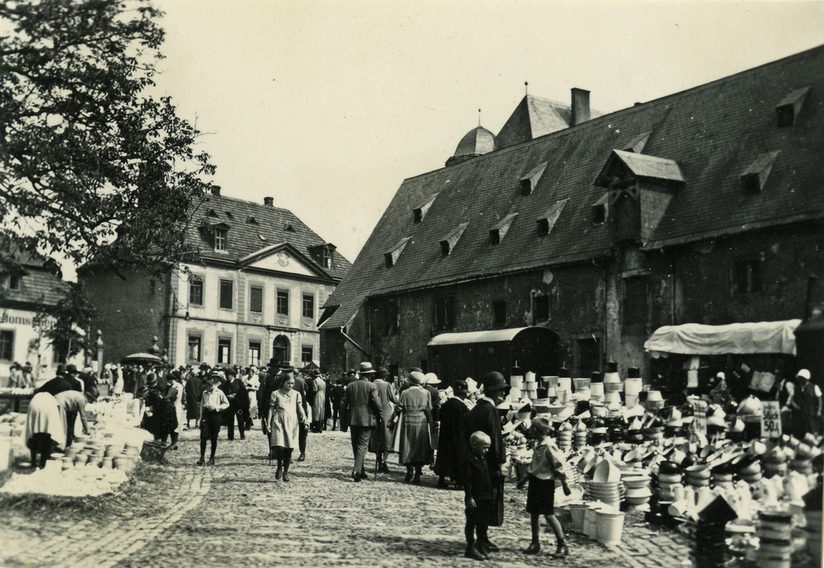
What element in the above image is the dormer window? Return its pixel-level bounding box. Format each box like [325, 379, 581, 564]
[519, 162, 548, 196]
[285, 224, 296, 232]
[384, 237, 411, 268]
[536, 199, 568, 236]
[775, 87, 809, 127]
[621, 132, 651, 154]
[439, 223, 468, 256]
[225, 211, 234, 219]
[248, 216, 259, 225]
[740, 151, 780, 193]
[489, 213, 517, 245]
[207, 209, 219, 218]
[413, 193, 439, 224]
[214, 227, 227, 251]
[592, 193, 609, 224]
[309, 243, 336, 269]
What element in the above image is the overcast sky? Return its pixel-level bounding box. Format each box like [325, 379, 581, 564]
[153, 0, 823, 264]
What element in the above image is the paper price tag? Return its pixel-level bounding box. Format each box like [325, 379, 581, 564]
[761, 400, 781, 439]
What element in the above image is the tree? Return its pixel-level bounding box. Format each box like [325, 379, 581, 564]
[33, 281, 97, 360]
[0, 0, 215, 272]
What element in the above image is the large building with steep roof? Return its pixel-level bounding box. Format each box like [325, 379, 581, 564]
[319, 46, 824, 387]
[81, 192, 351, 368]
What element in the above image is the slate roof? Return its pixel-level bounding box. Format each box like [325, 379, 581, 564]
[322, 45, 824, 329]
[496, 95, 604, 149]
[186, 194, 351, 281]
[0, 242, 68, 307]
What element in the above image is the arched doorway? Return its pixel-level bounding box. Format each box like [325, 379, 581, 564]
[273, 335, 290, 364]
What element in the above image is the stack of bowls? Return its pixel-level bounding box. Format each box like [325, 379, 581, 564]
[645, 390, 664, 410]
[574, 421, 588, 450]
[557, 422, 573, 452]
[684, 464, 711, 488]
[761, 446, 789, 477]
[587, 480, 622, 507]
[757, 509, 793, 568]
[657, 461, 683, 502]
[789, 443, 815, 474]
[711, 464, 735, 490]
[736, 455, 763, 484]
[644, 425, 664, 444]
[623, 474, 652, 508]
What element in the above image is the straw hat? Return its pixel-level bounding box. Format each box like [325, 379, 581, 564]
[424, 372, 441, 385]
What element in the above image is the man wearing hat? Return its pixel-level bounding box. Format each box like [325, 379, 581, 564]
[65, 364, 84, 393]
[369, 367, 397, 472]
[463, 371, 510, 555]
[198, 370, 230, 466]
[342, 362, 382, 481]
[287, 366, 311, 462]
[791, 369, 822, 437]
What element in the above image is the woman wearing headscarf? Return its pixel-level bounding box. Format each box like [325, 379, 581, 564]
[392, 370, 433, 483]
[25, 391, 65, 468]
[268, 373, 307, 481]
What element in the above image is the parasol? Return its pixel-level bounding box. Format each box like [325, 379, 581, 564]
[121, 352, 163, 365]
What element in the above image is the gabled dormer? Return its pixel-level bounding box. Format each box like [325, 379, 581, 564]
[594, 149, 685, 243]
[489, 213, 518, 245]
[439, 223, 468, 256]
[519, 162, 548, 196]
[384, 237, 411, 268]
[309, 242, 337, 269]
[536, 199, 568, 236]
[775, 87, 810, 127]
[413, 193, 439, 224]
[740, 151, 780, 193]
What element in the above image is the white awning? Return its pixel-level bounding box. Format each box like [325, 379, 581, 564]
[428, 327, 530, 347]
[644, 320, 801, 356]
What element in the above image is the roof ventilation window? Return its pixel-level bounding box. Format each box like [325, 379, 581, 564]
[284, 224, 296, 232]
[775, 87, 810, 127]
[519, 162, 548, 196]
[206, 209, 219, 218]
[740, 151, 780, 193]
[536, 198, 568, 236]
[591, 193, 609, 224]
[413, 193, 439, 224]
[489, 213, 518, 245]
[439, 222, 469, 256]
[621, 132, 651, 154]
[248, 216, 259, 225]
[384, 237, 411, 268]
[225, 211, 234, 219]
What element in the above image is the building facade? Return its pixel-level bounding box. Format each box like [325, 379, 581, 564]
[0, 246, 72, 384]
[82, 192, 351, 369]
[320, 46, 824, 384]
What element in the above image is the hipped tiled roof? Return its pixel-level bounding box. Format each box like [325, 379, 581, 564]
[322, 45, 824, 329]
[185, 194, 351, 280]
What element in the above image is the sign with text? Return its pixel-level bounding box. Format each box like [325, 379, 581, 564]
[693, 400, 707, 437]
[761, 400, 782, 439]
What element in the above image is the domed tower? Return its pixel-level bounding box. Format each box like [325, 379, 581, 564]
[445, 125, 496, 167]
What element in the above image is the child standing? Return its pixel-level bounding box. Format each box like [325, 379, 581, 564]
[518, 417, 570, 556]
[462, 431, 494, 560]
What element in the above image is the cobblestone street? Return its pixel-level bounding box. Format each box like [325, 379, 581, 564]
[0, 428, 689, 567]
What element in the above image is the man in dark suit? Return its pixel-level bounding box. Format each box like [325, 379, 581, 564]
[463, 371, 509, 556]
[290, 368, 310, 461]
[342, 362, 382, 481]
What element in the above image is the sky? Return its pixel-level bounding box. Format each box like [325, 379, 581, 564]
[152, 0, 823, 265]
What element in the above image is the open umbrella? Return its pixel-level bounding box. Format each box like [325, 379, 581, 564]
[301, 361, 319, 373]
[121, 352, 163, 365]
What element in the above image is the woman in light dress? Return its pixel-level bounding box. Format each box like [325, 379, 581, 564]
[166, 371, 185, 449]
[268, 375, 307, 482]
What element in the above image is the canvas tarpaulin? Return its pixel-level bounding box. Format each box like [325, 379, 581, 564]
[644, 320, 801, 356]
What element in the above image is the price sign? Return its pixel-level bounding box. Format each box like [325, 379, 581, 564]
[761, 400, 782, 439]
[693, 400, 707, 437]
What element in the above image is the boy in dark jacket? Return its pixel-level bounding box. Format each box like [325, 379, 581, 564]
[462, 431, 493, 560]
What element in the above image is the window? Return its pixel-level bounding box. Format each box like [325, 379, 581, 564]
[0, 330, 13, 361]
[622, 276, 648, 328]
[302, 293, 314, 319]
[214, 228, 227, 251]
[733, 260, 762, 294]
[434, 296, 456, 330]
[492, 300, 506, 327]
[6, 275, 20, 290]
[273, 335, 290, 363]
[187, 334, 201, 362]
[219, 280, 233, 309]
[320, 248, 332, 268]
[217, 338, 232, 364]
[385, 299, 399, 336]
[248, 341, 261, 366]
[189, 277, 203, 306]
[276, 289, 289, 315]
[301, 346, 313, 364]
[250, 286, 263, 313]
[534, 295, 550, 322]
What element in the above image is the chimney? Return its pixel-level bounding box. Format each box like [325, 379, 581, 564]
[210, 186, 221, 196]
[571, 88, 590, 126]
[263, 196, 274, 207]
